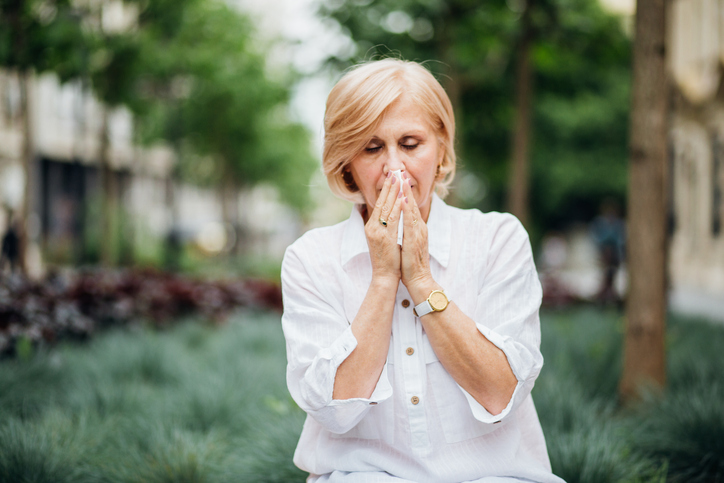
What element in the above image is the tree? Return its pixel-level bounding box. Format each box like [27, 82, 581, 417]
[619, 0, 667, 402]
[0, 0, 88, 274]
[507, 0, 535, 227]
[2, 0, 316, 269]
[320, 0, 631, 239]
[84, 0, 316, 263]
[80, 0, 201, 265]
[135, 0, 316, 254]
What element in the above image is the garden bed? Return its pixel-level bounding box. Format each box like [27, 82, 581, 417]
[0, 307, 722, 482]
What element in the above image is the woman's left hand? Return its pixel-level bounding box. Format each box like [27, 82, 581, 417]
[400, 176, 434, 290]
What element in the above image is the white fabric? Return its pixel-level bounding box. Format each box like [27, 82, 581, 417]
[281, 193, 564, 483]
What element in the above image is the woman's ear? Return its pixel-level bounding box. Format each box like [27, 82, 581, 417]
[437, 142, 446, 172]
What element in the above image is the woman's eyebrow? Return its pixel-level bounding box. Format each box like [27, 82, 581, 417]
[366, 129, 427, 142]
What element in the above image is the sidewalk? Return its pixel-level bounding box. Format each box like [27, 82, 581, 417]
[669, 287, 724, 324]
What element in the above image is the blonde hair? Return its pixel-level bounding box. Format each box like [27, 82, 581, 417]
[323, 59, 456, 204]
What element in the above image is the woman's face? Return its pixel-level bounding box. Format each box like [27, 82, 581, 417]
[348, 95, 444, 222]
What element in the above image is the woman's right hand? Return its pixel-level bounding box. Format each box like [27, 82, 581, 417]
[365, 173, 404, 284]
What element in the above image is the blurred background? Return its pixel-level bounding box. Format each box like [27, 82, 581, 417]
[1, 0, 724, 482]
[0, 0, 722, 317]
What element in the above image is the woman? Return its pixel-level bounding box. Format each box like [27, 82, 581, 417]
[281, 59, 564, 483]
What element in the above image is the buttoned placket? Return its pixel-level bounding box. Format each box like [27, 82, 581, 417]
[395, 281, 431, 453]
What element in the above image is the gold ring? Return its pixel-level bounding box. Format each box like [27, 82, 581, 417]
[412, 218, 418, 226]
[379, 217, 388, 227]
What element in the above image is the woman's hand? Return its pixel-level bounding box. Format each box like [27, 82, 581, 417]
[400, 177, 434, 291]
[365, 172, 404, 284]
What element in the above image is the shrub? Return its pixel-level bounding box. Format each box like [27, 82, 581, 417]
[631, 383, 724, 483]
[540, 307, 623, 402]
[0, 412, 92, 483]
[0, 269, 282, 358]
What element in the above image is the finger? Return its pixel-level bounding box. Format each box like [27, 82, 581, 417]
[401, 188, 414, 227]
[369, 173, 393, 222]
[387, 189, 404, 227]
[379, 174, 400, 219]
[400, 178, 419, 225]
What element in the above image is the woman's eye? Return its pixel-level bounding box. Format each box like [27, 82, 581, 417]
[401, 143, 418, 150]
[365, 146, 382, 153]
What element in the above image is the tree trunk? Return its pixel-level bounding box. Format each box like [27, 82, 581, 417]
[507, 0, 534, 227]
[18, 69, 33, 276]
[99, 108, 117, 266]
[619, 0, 668, 403]
[163, 172, 182, 271]
[118, 170, 134, 266]
[219, 174, 239, 256]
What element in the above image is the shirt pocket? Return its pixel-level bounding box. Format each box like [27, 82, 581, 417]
[423, 333, 502, 443]
[329, 343, 395, 444]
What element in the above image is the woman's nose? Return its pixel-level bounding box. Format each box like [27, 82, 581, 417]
[384, 147, 405, 172]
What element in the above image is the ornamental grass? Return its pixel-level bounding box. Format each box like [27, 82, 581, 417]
[0, 307, 722, 482]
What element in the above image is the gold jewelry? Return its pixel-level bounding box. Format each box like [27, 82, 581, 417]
[379, 217, 388, 227]
[412, 218, 418, 226]
[413, 290, 450, 317]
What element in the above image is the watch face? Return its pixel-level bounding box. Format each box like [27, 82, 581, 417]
[429, 291, 448, 311]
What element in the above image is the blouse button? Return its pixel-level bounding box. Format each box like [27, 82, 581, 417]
[406, 347, 414, 356]
[401, 299, 410, 308]
[411, 396, 420, 405]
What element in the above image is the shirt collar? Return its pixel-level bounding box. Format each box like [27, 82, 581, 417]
[340, 192, 451, 268]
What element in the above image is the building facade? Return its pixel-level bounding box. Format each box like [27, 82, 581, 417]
[668, 0, 724, 316]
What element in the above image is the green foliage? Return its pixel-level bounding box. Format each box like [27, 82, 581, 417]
[539, 307, 623, 401]
[531, 2, 631, 230]
[180, 252, 283, 283]
[0, 413, 91, 483]
[629, 315, 724, 483]
[666, 313, 724, 393]
[0, 311, 305, 482]
[0, 353, 68, 420]
[129, 0, 317, 214]
[535, 309, 649, 482]
[0, 0, 88, 79]
[631, 384, 724, 483]
[1, 0, 317, 215]
[2, 308, 723, 482]
[535, 309, 724, 483]
[320, 0, 631, 231]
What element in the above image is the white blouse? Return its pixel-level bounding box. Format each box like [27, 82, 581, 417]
[281, 193, 565, 483]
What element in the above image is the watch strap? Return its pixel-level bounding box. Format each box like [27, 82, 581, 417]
[413, 300, 434, 317]
[413, 290, 450, 317]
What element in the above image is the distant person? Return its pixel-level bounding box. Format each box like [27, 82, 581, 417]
[1, 214, 21, 275]
[590, 200, 625, 306]
[280, 59, 563, 482]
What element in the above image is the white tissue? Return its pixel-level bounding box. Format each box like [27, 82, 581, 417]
[391, 170, 404, 245]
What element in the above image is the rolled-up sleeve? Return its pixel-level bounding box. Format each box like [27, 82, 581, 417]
[463, 213, 544, 425]
[281, 244, 393, 434]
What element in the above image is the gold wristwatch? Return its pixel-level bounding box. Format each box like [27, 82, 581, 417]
[413, 290, 450, 317]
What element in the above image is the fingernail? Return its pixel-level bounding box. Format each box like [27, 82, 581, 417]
[391, 176, 397, 184]
[398, 191, 403, 198]
[405, 197, 408, 204]
[406, 178, 411, 185]
[386, 171, 391, 178]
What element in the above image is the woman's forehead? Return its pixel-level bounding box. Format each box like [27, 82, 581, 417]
[370, 97, 435, 137]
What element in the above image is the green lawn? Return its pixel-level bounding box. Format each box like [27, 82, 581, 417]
[1, 308, 723, 482]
